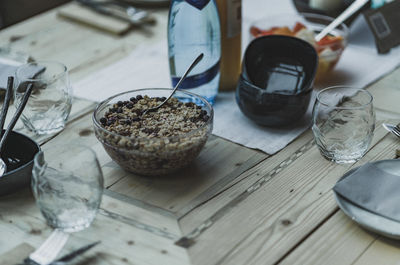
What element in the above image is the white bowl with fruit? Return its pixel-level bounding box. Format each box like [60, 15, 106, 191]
[249, 13, 349, 81]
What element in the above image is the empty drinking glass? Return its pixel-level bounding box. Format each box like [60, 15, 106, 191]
[312, 86, 375, 163]
[32, 145, 104, 233]
[14, 61, 72, 134]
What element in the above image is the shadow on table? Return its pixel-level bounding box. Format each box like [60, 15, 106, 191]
[315, 69, 356, 90]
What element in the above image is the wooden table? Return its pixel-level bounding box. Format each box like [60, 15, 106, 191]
[0, 3, 400, 265]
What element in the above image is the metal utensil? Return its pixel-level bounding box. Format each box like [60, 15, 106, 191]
[76, 0, 155, 26]
[22, 230, 70, 265]
[141, 53, 204, 117]
[0, 77, 14, 176]
[0, 77, 33, 176]
[383, 123, 400, 138]
[315, 0, 369, 42]
[49, 241, 100, 265]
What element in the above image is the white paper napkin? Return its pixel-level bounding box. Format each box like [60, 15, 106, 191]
[334, 162, 400, 222]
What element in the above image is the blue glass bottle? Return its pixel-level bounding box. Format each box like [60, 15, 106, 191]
[168, 0, 221, 105]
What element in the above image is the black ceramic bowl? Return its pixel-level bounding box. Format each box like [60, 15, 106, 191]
[0, 131, 40, 196]
[236, 35, 318, 127]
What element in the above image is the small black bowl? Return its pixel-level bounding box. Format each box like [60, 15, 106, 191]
[0, 131, 40, 196]
[236, 35, 318, 127]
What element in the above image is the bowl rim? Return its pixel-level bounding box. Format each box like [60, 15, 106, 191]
[243, 34, 318, 94]
[92, 88, 214, 142]
[250, 12, 350, 47]
[1, 130, 40, 178]
[238, 73, 314, 97]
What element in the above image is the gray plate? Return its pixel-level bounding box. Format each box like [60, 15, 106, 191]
[333, 159, 400, 239]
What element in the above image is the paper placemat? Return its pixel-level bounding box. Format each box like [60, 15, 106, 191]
[73, 0, 400, 154]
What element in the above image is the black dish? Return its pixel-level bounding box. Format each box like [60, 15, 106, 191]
[236, 35, 318, 127]
[0, 131, 40, 196]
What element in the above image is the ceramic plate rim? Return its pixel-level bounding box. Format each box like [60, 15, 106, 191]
[333, 159, 400, 239]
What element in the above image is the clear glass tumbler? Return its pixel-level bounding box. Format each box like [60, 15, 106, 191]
[14, 61, 73, 134]
[312, 86, 375, 163]
[32, 145, 104, 233]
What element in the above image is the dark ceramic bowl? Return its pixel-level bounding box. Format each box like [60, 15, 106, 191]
[236, 35, 318, 127]
[0, 131, 40, 196]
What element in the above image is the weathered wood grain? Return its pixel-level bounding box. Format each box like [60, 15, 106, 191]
[108, 134, 267, 216]
[279, 210, 377, 265]
[179, 129, 316, 234]
[367, 67, 400, 117]
[1, 1, 400, 264]
[0, 243, 35, 265]
[182, 124, 398, 265]
[58, 3, 132, 36]
[102, 190, 181, 239]
[0, 189, 189, 265]
[266, 128, 400, 265]
[33, 108, 266, 219]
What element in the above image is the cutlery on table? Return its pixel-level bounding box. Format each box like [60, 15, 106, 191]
[48, 241, 100, 265]
[0, 77, 34, 176]
[141, 53, 204, 117]
[17, 232, 100, 265]
[76, 0, 155, 26]
[20, 230, 69, 265]
[315, 0, 369, 41]
[383, 123, 400, 138]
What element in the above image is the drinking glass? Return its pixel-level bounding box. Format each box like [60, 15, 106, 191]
[312, 86, 375, 163]
[14, 61, 73, 135]
[32, 145, 104, 233]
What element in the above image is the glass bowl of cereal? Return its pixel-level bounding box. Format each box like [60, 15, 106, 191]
[93, 88, 213, 176]
[249, 13, 349, 81]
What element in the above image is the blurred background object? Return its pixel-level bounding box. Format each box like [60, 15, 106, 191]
[0, 0, 70, 29]
[292, 0, 370, 25]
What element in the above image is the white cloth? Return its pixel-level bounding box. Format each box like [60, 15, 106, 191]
[73, 0, 400, 154]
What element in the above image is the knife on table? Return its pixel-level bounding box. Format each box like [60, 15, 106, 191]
[17, 241, 100, 265]
[49, 241, 101, 265]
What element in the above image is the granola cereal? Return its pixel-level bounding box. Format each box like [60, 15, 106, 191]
[93, 93, 212, 176]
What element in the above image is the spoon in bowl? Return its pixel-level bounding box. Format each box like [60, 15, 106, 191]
[141, 53, 204, 117]
[315, 0, 369, 42]
[0, 77, 34, 176]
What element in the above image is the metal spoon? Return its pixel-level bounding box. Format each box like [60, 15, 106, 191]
[0, 77, 15, 176]
[315, 0, 369, 42]
[141, 53, 204, 117]
[0, 77, 34, 176]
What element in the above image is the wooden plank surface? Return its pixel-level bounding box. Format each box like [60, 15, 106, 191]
[0, 189, 189, 265]
[36, 109, 267, 217]
[1, 2, 400, 265]
[277, 131, 400, 265]
[57, 3, 132, 36]
[180, 124, 398, 265]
